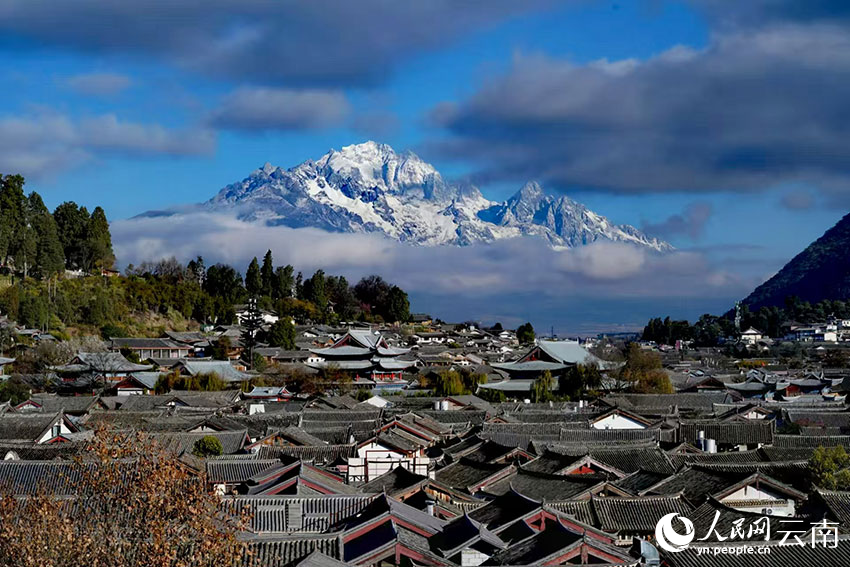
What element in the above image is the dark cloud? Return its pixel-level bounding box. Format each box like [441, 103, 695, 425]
[0, 1, 558, 87]
[780, 189, 815, 210]
[642, 202, 713, 240]
[0, 110, 214, 178]
[64, 72, 132, 96]
[693, 0, 850, 28]
[210, 88, 350, 131]
[432, 22, 850, 196]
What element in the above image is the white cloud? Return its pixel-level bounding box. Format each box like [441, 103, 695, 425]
[112, 211, 757, 302]
[210, 88, 350, 131]
[65, 72, 132, 96]
[0, 110, 214, 178]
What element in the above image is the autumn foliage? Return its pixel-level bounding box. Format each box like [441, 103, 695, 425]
[0, 429, 247, 567]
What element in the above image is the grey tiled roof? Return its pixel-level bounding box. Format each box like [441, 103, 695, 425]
[206, 459, 282, 483]
[256, 444, 356, 463]
[678, 421, 775, 445]
[591, 494, 693, 533]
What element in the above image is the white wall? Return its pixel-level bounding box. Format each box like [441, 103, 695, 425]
[721, 485, 795, 516]
[591, 414, 646, 430]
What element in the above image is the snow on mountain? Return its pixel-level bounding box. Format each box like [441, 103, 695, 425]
[205, 141, 672, 251]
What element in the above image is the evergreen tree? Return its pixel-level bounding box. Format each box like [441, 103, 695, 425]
[53, 201, 90, 269]
[187, 256, 205, 284]
[0, 175, 26, 267]
[295, 271, 304, 300]
[517, 322, 535, 345]
[16, 202, 37, 279]
[260, 250, 274, 296]
[28, 193, 64, 278]
[304, 270, 327, 313]
[385, 285, 410, 322]
[239, 297, 264, 370]
[272, 265, 294, 299]
[203, 264, 244, 303]
[328, 275, 357, 320]
[245, 257, 261, 296]
[267, 318, 296, 349]
[85, 206, 115, 271]
[354, 275, 390, 314]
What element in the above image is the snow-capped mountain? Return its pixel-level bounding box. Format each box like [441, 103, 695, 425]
[204, 141, 672, 251]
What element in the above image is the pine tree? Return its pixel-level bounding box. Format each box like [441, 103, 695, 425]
[295, 271, 304, 300]
[272, 265, 294, 299]
[260, 250, 274, 297]
[239, 297, 264, 370]
[267, 318, 296, 349]
[186, 255, 205, 284]
[517, 322, 535, 344]
[27, 193, 64, 279]
[385, 285, 410, 322]
[85, 206, 115, 271]
[53, 201, 90, 270]
[0, 175, 26, 267]
[304, 270, 327, 313]
[245, 257, 261, 296]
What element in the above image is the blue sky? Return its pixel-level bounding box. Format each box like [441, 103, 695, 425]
[1, 0, 847, 331]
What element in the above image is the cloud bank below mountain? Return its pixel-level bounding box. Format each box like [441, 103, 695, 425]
[112, 211, 762, 332]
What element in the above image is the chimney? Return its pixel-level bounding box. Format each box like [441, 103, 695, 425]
[425, 498, 436, 517]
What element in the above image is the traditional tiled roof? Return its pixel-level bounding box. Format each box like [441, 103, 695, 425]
[149, 429, 249, 456]
[642, 466, 745, 503]
[16, 394, 99, 415]
[110, 337, 186, 350]
[482, 468, 604, 501]
[170, 359, 249, 383]
[813, 489, 850, 528]
[602, 392, 731, 414]
[434, 459, 514, 493]
[467, 488, 541, 531]
[678, 421, 775, 445]
[206, 459, 283, 483]
[358, 466, 428, 495]
[0, 460, 135, 495]
[430, 513, 507, 559]
[0, 412, 71, 442]
[58, 352, 152, 373]
[244, 533, 343, 567]
[670, 448, 768, 469]
[591, 494, 693, 533]
[612, 470, 669, 495]
[774, 434, 850, 448]
[222, 495, 376, 534]
[256, 444, 356, 463]
[533, 446, 675, 475]
[0, 441, 85, 460]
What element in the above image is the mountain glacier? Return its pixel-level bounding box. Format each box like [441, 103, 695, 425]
[204, 141, 672, 251]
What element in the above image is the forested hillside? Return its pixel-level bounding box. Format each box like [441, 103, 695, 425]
[742, 212, 850, 309]
[0, 174, 115, 278]
[0, 175, 411, 339]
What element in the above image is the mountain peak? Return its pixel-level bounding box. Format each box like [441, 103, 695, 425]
[515, 181, 544, 201]
[205, 142, 672, 251]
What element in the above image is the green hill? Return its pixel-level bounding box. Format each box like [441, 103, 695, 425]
[743, 212, 850, 309]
